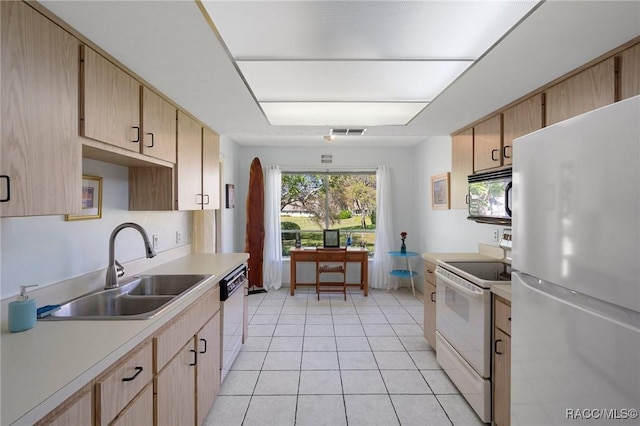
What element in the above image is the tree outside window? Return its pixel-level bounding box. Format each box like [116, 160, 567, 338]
[280, 172, 376, 256]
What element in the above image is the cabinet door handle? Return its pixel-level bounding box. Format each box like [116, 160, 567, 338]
[146, 132, 155, 148]
[203, 194, 210, 205]
[122, 366, 143, 382]
[465, 194, 470, 205]
[0, 175, 10, 202]
[132, 126, 140, 143]
[494, 339, 503, 355]
[503, 145, 512, 159]
[189, 349, 198, 366]
[196, 194, 203, 205]
[430, 292, 436, 303]
[199, 338, 208, 354]
[491, 148, 500, 161]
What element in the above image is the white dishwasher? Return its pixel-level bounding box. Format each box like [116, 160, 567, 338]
[219, 265, 247, 383]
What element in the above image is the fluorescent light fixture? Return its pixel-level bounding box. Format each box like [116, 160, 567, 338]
[262, 102, 428, 126]
[237, 60, 472, 102]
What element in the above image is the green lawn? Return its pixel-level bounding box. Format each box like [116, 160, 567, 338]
[280, 215, 376, 256]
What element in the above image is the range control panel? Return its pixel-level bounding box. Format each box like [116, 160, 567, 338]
[499, 228, 512, 261]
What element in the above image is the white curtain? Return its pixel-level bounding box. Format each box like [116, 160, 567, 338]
[263, 165, 283, 291]
[371, 165, 395, 290]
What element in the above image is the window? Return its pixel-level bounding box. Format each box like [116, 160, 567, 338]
[280, 172, 376, 256]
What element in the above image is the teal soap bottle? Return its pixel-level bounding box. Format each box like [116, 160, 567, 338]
[8, 285, 38, 333]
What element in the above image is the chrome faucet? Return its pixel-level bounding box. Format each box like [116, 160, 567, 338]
[105, 222, 157, 289]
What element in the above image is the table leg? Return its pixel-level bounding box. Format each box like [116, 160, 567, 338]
[363, 257, 368, 297]
[407, 257, 415, 296]
[290, 255, 296, 296]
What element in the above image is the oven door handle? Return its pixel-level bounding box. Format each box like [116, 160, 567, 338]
[436, 270, 484, 298]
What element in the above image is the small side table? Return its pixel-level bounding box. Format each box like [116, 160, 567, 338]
[388, 251, 419, 296]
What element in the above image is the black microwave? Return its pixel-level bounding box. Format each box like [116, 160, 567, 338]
[467, 168, 512, 225]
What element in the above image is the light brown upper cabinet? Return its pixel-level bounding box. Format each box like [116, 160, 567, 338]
[546, 58, 615, 126]
[202, 128, 221, 210]
[177, 111, 203, 210]
[473, 114, 503, 172]
[1, 1, 81, 217]
[620, 43, 640, 100]
[81, 45, 141, 152]
[503, 94, 544, 165]
[450, 129, 474, 209]
[141, 87, 177, 163]
[176, 112, 220, 211]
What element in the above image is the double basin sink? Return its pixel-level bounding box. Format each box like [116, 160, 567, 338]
[42, 274, 212, 320]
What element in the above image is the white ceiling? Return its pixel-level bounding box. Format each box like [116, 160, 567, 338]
[39, 0, 640, 147]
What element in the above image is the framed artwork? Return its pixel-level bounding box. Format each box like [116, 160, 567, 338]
[66, 175, 103, 220]
[431, 172, 450, 210]
[225, 184, 235, 208]
[323, 229, 340, 248]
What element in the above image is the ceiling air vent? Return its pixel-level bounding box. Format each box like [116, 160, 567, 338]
[321, 155, 332, 164]
[331, 128, 367, 136]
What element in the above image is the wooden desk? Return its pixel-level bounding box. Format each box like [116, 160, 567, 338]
[290, 248, 369, 296]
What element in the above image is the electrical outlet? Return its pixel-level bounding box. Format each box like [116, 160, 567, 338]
[152, 234, 159, 249]
[493, 229, 499, 242]
[176, 231, 182, 244]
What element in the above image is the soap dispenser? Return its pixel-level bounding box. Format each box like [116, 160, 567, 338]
[8, 285, 38, 333]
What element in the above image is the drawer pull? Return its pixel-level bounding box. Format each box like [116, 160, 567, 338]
[122, 366, 143, 382]
[199, 338, 208, 354]
[494, 339, 503, 355]
[190, 349, 197, 366]
[146, 132, 155, 148]
[132, 126, 140, 143]
[0, 175, 10, 202]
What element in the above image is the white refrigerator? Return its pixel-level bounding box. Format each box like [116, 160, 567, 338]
[511, 95, 640, 425]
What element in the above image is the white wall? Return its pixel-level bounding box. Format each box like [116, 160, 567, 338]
[413, 136, 509, 253]
[0, 159, 191, 299]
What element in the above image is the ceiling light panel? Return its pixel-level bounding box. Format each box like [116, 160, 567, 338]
[261, 102, 427, 126]
[237, 60, 471, 102]
[202, 1, 540, 60]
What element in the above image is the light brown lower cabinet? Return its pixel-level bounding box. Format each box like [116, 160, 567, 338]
[423, 261, 437, 350]
[35, 385, 93, 426]
[196, 313, 222, 425]
[156, 339, 197, 426]
[34, 284, 225, 426]
[95, 341, 153, 425]
[111, 384, 153, 426]
[493, 296, 512, 426]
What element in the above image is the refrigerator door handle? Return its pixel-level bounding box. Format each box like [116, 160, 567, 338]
[505, 181, 512, 217]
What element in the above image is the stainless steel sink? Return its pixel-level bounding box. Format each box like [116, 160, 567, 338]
[127, 274, 210, 296]
[43, 274, 212, 320]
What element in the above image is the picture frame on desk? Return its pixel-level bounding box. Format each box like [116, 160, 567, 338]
[323, 229, 340, 247]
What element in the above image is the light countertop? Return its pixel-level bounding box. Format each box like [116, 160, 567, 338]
[492, 284, 512, 302]
[422, 243, 506, 264]
[0, 253, 248, 426]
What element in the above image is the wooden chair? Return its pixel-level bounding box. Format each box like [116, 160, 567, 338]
[315, 247, 348, 301]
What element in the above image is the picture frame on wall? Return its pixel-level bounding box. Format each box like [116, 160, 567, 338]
[225, 184, 235, 208]
[431, 172, 450, 210]
[66, 175, 103, 221]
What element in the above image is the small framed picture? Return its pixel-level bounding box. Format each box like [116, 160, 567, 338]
[66, 175, 103, 220]
[225, 184, 235, 208]
[323, 229, 340, 248]
[431, 172, 450, 210]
